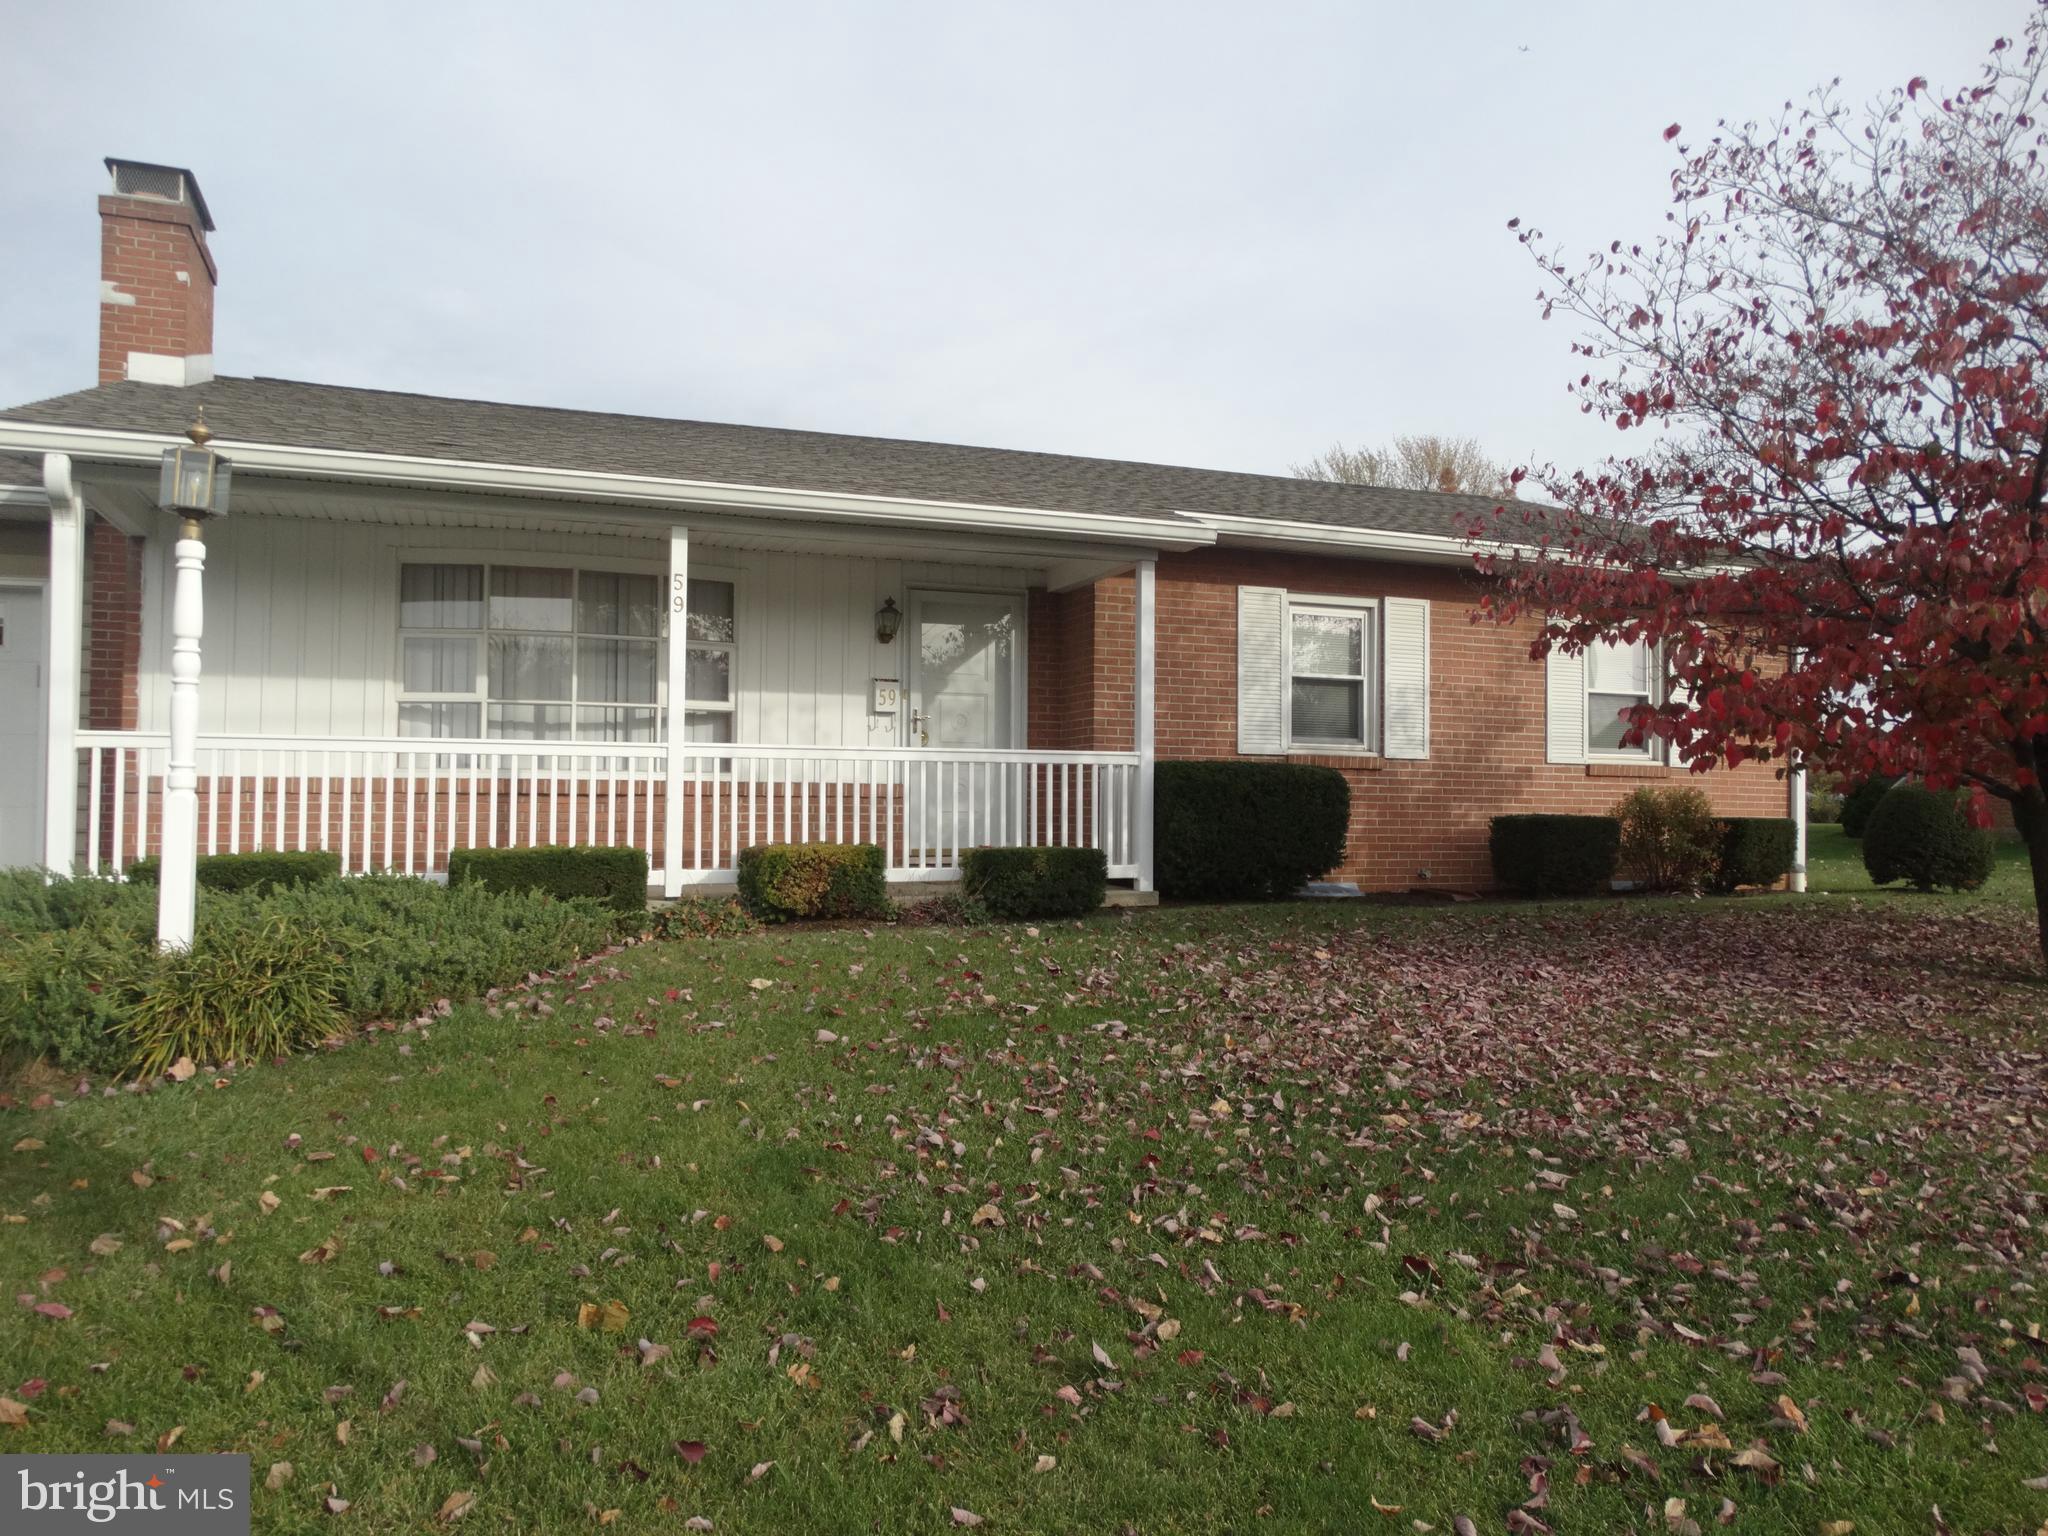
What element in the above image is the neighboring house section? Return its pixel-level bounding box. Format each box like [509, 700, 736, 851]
[0, 160, 1790, 895]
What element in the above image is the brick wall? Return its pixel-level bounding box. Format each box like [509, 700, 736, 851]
[1063, 548, 1787, 891]
[85, 516, 143, 731]
[98, 192, 215, 385]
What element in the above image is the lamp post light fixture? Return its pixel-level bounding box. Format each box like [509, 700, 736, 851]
[874, 597, 902, 644]
[156, 410, 232, 951]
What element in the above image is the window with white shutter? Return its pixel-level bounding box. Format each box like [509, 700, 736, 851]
[1235, 588, 1430, 758]
[1546, 636, 1665, 763]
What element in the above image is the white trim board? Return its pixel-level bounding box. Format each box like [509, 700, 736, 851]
[0, 423, 1214, 552]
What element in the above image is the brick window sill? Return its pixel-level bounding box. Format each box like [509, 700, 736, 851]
[1584, 761, 1670, 780]
[1287, 752, 1384, 772]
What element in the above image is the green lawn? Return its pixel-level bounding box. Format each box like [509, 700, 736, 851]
[1799, 821, 2035, 904]
[3, 883, 2045, 1534]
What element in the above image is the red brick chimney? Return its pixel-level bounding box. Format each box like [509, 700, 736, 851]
[98, 158, 216, 387]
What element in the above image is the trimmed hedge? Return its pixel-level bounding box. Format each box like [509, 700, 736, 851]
[1489, 814, 1621, 897]
[1839, 776, 1898, 839]
[1155, 762, 1349, 901]
[1713, 817, 1796, 892]
[736, 843, 888, 922]
[446, 844, 647, 914]
[126, 849, 340, 894]
[962, 846, 1107, 919]
[1862, 783, 1994, 892]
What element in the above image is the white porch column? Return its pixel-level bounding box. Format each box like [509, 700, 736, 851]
[1134, 557, 1157, 893]
[157, 519, 207, 950]
[1788, 756, 1808, 893]
[41, 455, 84, 875]
[662, 525, 689, 898]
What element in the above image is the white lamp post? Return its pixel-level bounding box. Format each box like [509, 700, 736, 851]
[156, 410, 232, 951]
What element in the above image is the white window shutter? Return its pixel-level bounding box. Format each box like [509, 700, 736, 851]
[1236, 586, 1286, 755]
[1545, 646, 1587, 764]
[1382, 597, 1430, 759]
[1662, 647, 1687, 765]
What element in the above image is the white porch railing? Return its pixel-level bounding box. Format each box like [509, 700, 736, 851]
[73, 733, 1143, 886]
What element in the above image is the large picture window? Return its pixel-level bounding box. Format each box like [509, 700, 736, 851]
[1285, 600, 1375, 749]
[397, 563, 736, 743]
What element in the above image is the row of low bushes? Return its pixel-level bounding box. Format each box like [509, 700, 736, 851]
[723, 761, 1353, 919]
[1491, 787, 1800, 897]
[730, 842, 1112, 923]
[125, 849, 342, 894]
[0, 863, 620, 1079]
[1489, 780, 1994, 897]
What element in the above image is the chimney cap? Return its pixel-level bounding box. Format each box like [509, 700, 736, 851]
[103, 157, 214, 232]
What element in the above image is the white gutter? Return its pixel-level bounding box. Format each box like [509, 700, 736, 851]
[0, 421, 1215, 552]
[1182, 510, 1520, 565]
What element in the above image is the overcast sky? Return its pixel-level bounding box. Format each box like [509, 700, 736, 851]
[0, 0, 2018, 482]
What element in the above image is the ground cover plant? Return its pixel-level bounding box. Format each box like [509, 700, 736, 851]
[2, 873, 2043, 1534]
[0, 874, 619, 1078]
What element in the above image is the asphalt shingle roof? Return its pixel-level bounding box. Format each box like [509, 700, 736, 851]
[0, 375, 1513, 539]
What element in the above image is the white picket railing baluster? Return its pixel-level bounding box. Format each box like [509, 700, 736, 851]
[67, 734, 1140, 886]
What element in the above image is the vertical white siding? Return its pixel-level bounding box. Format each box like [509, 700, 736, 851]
[138, 517, 1035, 745]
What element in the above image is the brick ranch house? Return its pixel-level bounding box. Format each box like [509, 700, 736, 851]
[0, 160, 1790, 897]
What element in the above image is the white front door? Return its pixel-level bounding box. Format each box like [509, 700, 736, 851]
[0, 585, 47, 870]
[905, 591, 1022, 865]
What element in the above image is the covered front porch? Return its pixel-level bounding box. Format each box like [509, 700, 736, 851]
[40, 453, 1170, 897]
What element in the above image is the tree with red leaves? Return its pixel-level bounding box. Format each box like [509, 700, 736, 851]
[1479, 7, 2048, 962]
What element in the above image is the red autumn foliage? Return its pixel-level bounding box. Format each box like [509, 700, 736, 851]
[1474, 6, 2048, 958]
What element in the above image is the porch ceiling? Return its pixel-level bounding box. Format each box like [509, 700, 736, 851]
[73, 466, 1147, 581]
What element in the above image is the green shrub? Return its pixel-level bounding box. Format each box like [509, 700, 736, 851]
[1614, 785, 1722, 892]
[446, 844, 648, 915]
[736, 843, 888, 922]
[0, 869, 148, 939]
[961, 846, 1107, 919]
[122, 919, 346, 1078]
[1, 876, 619, 1077]
[236, 876, 617, 1020]
[126, 849, 341, 893]
[1489, 814, 1620, 897]
[1862, 783, 1995, 892]
[1840, 776, 1899, 839]
[646, 897, 762, 940]
[0, 921, 154, 1073]
[1713, 817, 1796, 892]
[1155, 762, 1349, 901]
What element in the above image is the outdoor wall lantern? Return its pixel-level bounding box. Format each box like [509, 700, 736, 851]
[875, 597, 902, 644]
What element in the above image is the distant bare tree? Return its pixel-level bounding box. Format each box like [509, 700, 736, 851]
[1292, 433, 1512, 496]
